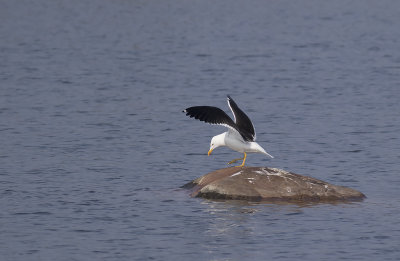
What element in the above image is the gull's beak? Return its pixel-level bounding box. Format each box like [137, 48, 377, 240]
[208, 148, 213, 156]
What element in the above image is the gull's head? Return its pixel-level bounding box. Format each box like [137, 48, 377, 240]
[208, 134, 225, 156]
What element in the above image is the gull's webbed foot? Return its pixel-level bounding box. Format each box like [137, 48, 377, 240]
[227, 158, 244, 165]
[228, 153, 247, 167]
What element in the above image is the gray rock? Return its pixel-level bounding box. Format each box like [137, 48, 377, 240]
[183, 167, 365, 202]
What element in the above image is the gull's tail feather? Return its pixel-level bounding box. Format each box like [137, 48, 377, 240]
[263, 151, 274, 159]
[259, 146, 274, 158]
[252, 142, 274, 158]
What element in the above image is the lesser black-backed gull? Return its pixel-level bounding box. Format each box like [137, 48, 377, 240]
[183, 95, 273, 167]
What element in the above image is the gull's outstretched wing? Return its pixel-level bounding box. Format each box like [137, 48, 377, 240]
[183, 106, 239, 133]
[227, 95, 256, 141]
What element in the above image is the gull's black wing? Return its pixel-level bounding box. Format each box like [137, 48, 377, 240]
[183, 106, 238, 133]
[227, 95, 256, 141]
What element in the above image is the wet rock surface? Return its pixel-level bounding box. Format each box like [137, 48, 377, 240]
[183, 167, 366, 202]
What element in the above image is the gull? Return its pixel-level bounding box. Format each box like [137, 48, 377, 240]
[183, 95, 273, 167]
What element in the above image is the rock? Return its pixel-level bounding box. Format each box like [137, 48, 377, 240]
[183, 167, 365, 202]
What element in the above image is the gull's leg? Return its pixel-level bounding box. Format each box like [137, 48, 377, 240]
[236, 152, 247, 167]
[228, 156, 244, 165]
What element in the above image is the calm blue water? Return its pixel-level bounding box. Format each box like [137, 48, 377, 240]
[1, 0, 400, 260]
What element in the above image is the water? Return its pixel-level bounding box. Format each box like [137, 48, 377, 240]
[1, 0, 400, 260]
